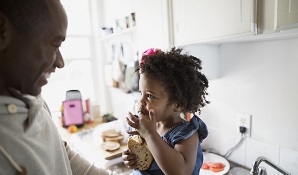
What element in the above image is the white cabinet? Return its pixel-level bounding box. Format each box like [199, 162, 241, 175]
[172, 0, 257, 45]
[275, 0, 298, 31]
[134, 0, 173, 52]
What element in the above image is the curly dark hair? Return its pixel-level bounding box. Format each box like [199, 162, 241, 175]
[137, 47, 209, 114]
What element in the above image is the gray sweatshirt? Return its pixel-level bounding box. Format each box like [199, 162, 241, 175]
[0, 91, 117, 175]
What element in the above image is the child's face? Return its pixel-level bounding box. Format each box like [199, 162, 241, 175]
[138, 74, 178, 122]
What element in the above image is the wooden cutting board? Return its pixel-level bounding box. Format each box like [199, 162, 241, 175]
[98, 144, 128, 160]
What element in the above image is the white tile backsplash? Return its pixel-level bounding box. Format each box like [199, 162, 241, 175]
[201, 130, 298, 175]
[245, 138, 280, 175]
[201, 127, 220, 153]
[219, 130, 246, 166]
[280, 147, 298, 175]
[195, 38, 298, 174]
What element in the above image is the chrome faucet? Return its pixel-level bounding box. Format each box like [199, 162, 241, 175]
[250, 156, 291, 175]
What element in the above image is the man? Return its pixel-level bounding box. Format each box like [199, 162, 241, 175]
[0, 0, 117, 174]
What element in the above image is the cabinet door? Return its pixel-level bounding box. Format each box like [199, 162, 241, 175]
[134, 0, 172, 52]
[275, 0, 298, 31]
[173, 0, 256, 45]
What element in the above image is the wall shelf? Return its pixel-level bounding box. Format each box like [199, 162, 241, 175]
[100, 26, 137, 41]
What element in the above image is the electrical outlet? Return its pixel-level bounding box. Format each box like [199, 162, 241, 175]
[236, 113, 252, 137]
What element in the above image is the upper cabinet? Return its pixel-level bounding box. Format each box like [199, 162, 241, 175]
[134, 0, 173, 52]
[275, 0, 298, 31]
[172, 0, 257, 46]
[172, 0, 298, 46]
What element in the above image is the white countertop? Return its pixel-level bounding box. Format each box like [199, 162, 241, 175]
[63, 120, 129, 168]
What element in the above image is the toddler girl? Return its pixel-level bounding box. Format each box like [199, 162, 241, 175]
[122, 47, 209, 175]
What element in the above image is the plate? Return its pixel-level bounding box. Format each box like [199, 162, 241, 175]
[200, 152, 230, 175]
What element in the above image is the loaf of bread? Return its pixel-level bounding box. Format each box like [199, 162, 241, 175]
[127, 135, 153, 171]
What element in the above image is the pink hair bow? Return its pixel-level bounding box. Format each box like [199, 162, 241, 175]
[140, 48, 162, 64]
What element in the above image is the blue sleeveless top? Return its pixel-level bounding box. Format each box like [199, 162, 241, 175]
[131, 115, 208, 175]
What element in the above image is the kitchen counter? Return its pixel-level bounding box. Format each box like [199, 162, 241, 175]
[59, 120, 130, 169]
[56, 118, 103, 143]
[105, 158, 251, 175]
[56, 120, 251, 175]
[201, 151, 251, 175]
[104, 149, 251, 175]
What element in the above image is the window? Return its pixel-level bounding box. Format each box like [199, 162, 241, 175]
[42, 0, 95, 115]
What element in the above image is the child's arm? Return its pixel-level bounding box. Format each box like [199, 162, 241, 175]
[145, 128, 198, 175]
[127, 110, 199, 175]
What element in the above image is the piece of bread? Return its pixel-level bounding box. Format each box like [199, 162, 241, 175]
[102, 129, 122, 138]
[101, 141, 121, 152]
[104, 135, 124, 143]
[101, 129, 124, 143]
[127, 135, 153, 171]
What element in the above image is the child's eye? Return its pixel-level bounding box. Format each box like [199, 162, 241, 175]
[147, 94, 154, 99]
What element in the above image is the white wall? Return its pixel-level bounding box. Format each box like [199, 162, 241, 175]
[193, 37, 298, 174]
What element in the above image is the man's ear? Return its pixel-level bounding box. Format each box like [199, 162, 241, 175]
[0, 11, 10, 50]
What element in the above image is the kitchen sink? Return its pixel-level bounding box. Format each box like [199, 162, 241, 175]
[228, 167, 250, 175]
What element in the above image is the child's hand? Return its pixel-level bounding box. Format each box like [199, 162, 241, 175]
[138, 109, 156, 138]
[126, 110, 156, 138]
[125, 112, 140, 135]
[122, 148, 138, 169]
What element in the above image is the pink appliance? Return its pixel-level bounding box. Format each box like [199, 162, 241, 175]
[62, 90, 84, 128]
